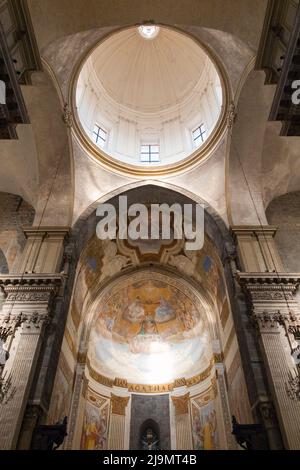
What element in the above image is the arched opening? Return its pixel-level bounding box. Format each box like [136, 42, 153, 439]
[139, 419, 160, 450]
[47, 185, 251, 450]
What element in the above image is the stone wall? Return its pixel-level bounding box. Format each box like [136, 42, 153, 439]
[266, 191, 300, 272]
[0, 192, 35, 272]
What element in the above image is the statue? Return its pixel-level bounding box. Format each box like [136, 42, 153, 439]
[141, 428, 160, 450]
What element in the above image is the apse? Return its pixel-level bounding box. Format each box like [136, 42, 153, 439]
[76, 25, 223, 168]
[88, 271, 212, 386]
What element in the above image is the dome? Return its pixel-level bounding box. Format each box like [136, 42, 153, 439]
[76, 26, 224, 169]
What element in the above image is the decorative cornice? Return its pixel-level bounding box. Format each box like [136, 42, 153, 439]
[0, 274, 64, 287]
[128, 382, 173, 393]
[22, 226, 70, 238]
[236, 273, 300, 303]
[87, 357, 215, 393]
[0, 275, 63, 303]
[237, 272, 300, 285]
[231, 226, 278, 237]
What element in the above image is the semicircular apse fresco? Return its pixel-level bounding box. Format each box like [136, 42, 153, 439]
[88, 276, 211, 385]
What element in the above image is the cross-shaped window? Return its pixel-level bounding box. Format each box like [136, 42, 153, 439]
[92, 124, 107, 148]
[140, 144, 160, 163]
[192, 124, 206, 147]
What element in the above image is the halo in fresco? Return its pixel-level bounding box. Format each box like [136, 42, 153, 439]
[89, 276, 211, 384]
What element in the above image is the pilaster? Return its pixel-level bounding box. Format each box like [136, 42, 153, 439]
[232, 226, 284, 272]
[108, 394, 130, 450]
[238, 272, 300, 449]
[171, 392, 193, 450]
[17, 227, 69, 274]
[0, 274, 62, 449]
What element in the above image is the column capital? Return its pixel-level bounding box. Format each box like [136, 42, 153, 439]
[110, 394, 129, 416]
[171, 392, 190, 416]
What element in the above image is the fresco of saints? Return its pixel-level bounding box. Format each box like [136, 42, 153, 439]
[154, 296, 175, 323]
[192, 403, 217, 450]
[81, 404, 108, 450]
[82, 417, 99, 450]
[201, 410, 217, 450]
[141, 315, 158, 335]
[123, 297, 145, 323]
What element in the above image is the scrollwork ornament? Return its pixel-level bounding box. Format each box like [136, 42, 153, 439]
[227, 102, 237, 128]
[62, 103, 73, 128]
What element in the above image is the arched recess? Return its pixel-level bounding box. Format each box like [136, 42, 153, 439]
[46, 184, 253, 449]
[139, 419, 160, 450]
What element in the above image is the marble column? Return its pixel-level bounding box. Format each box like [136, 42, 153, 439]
[108, 394, 130, 450]
[171, 392, 193, 450]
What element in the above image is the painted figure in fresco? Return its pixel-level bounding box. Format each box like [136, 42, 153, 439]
[100, 240, 130, 282]
[83, 417, 99, 450]
[81, 405, 108, 450]
[201, 410, 217, 450]
[192, 405, 217, 450]
[141, 315, 158, 335]
[192, 413, 203, 450]
[124, 296, 145, 323]
[154, 296, 175, 323]
[129, 315, 160, 353]
[95, 416, 108, 450]
[105, 316, 115, 332]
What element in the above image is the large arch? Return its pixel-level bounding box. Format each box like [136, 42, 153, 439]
[46, 183, 253, 449]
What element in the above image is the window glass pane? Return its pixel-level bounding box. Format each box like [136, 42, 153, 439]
[150, 153, 160, 162]
[140, 153, 150, 162]
[140, 144, 160, 163]
[192, 125, 206, 146]
[92, 124, 107, 148]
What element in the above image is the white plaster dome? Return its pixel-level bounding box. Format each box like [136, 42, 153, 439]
[76, 26, 223, 168]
